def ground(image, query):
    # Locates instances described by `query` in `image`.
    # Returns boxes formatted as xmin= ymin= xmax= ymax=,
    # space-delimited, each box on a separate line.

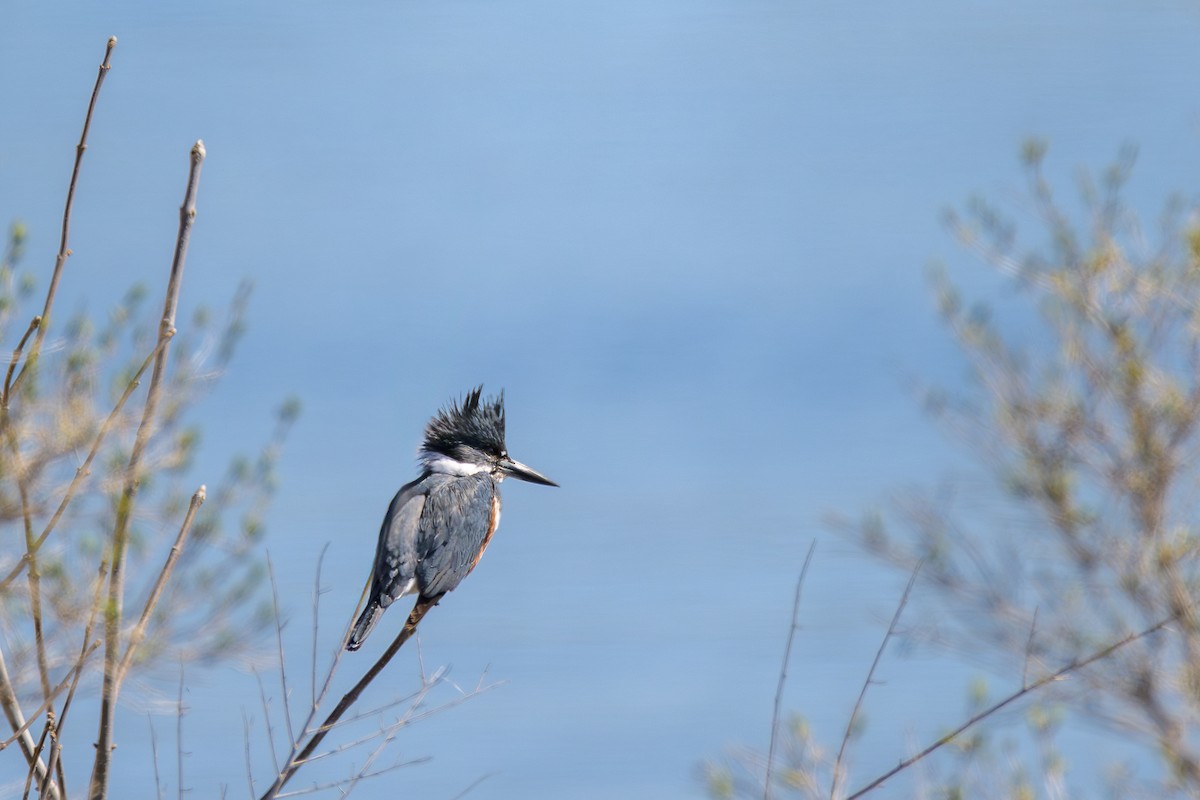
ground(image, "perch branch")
xmin=258 ymin=595 xmax=441 ymax=800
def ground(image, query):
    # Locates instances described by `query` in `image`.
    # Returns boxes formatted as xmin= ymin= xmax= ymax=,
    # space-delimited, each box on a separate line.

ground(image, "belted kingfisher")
xmin=347 ymin=386 xmax=557 ymax=651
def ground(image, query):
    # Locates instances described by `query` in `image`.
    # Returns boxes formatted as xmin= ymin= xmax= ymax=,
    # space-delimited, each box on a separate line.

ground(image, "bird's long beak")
xmin=499 ymin=457 xmax=558 ymax=487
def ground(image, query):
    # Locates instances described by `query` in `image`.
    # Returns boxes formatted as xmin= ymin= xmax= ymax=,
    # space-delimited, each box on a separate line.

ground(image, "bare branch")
xmin=1022 ymin=606 xmax=1040 ymax=690
xmin=45 ymin=560 xmax=109 ymax=796
xmin=177 ymin=664 xmax=186 ymax=800
xmin=255 ymin=671 xmax=281 ymax=777
xmin=832 ymin=564 xmax=920 ymax=799
xmin=845 ymin=616 xmax=1174 ymax=799
xmin=310 ymin=544 xmax=330 ymax=711
xmin=243 ymin=710 xmax=256 ymax=800
xmin=8 ymin=436 xmax=53 ymax=703
xmin=90 ymin=139 xmax=205 ymax=800
xmin=764 ymin=540 xmax=816 ymax=800
xmin=149 ymin=716 xmax=164 ymax=800
xmin=299 ymin=668 xmax=500 ymax=763
xmin=0 ymin=647 xmax=58 ymax=798
xmin=270 ymin=566 xmax=369 ymax=787
xmin=2 ymin=315 xmax=40 ymax=406
xmin=117 ymin=484 xmax=206 ymax=683
xmin=12 ymin=37 xmax=116 ymax=395
xmin=267 ymin=556 xmax=297 ymax=755
xmin=22 ymin=718 xmax=52 ymax=800
xmin=258 ymin=595 xmax=440 ymax=800
xmin=447 ymin=773 xmax=497 ymax=800
xmin=272 ymin=758 xmax=431 ymax=799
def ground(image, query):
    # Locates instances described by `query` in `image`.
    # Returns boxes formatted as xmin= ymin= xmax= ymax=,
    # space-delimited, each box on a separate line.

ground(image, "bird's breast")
xmin=470 ymin=493 xmax=501 ymax=572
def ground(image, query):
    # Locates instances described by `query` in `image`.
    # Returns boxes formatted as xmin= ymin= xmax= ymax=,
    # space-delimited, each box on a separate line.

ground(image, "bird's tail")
xmin=346 ymin=597 xmax=383 ymax=651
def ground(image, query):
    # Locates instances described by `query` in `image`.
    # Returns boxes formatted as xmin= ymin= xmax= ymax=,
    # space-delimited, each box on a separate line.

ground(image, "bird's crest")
xmin=422 ymin=385 xmax=506 ymax=457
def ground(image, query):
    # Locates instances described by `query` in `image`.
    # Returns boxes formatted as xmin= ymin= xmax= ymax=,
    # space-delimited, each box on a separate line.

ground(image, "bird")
xmin=346 ymin=386 xmax=557 ymax=651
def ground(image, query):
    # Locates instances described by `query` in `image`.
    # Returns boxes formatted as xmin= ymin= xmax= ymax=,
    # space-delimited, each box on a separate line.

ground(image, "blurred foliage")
xmin=708 ymin=143 xmax=1200 ymax=798
xmin=0 ymin=219 xmax=299 ymax=706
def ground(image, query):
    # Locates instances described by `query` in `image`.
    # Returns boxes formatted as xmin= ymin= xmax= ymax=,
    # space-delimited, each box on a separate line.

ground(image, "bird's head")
xmin=419 ymin=386 xmax=558 ymax=486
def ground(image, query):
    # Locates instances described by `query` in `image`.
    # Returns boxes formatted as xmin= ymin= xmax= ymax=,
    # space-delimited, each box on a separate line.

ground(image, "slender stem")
xmin=267 ymin=557 xmax=297 ymax=754
xmin=258 ymin=596 xmax=441 ymax=800
xmin=177 ymin=664 xmax=186 ymax=800
xmin=6 ymin=432 xmax=54 ymax=703
xmin=23 ymin=719 xmax=52 ymax=800
xmin=273 ymin=759 xmax=431 ymax=799
xmin=311 ymin=543 xmax=331 ymax=711
xmin=0 ymin=646 xmax=58 ymax=798
xmin=1022 ymin=606 xmax=1040 ymax=689
xmin=844 ymin=616 xmax=1175 ymax=799
xmin=256 ymin=671 xmax=282 ymax=776
xmin=277 ymin=571 xmax=370 ymax=785
xmin=116 ymin=485 xmax=206 ymax=684
xmin=12 ymin=37 xmax=116 ymax=396
xmin=89 ymin=139 xmax=205 ymax=800
xmin=46 ymin=561 xmax=109 ymax=796
xmin=149 ymin=716 xmax=164 ymax=800
xmin=243 ymin=710 xmax=256 ymax=799
xmin=2 ymin=316 xmax=40 ymax=406
xmin=831 ymin=565 xmax=920 ymax=799
xmin=764 ymin=540 xmax=816 ymax=800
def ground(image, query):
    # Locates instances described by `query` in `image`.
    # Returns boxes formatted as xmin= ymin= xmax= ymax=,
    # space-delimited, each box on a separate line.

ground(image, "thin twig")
xmin=12 ymin=37 xmax=116 ymax=396
xmin=0 ymin=646 xmax=58 ymax=798
xmin=46 ymin=561 xmax=109 ymax=795
xmin=57 ymin=561 xmax=109 ymax=733
xmin=255 ymin=671 xmax=281 ymax=776
xmin=274 ymin=567 xmax=369 ymax=782
xmin=243 ymin=710 xmax=256 ymax=800
xmin=44 ymin=712 xmax=65 ymax=799
xmin=336 ymin=705 xmax=414 ymax=799
xmin=1022 ymin=606 xmax=1040 ymax=689
xmin=844 ymin=616 xmax=1175 ymax=799
xmin=22 ymin=719 xmax=52 ymax=800
xmin=116 ymin=485 xmax=206 ymax=684
xmin=447 ymin=772 xmax=498 ymax=800
xmin=764 ymin=540 xmax=817 ymax=800
xmin=267 ymin=555 xmax=297 ymax=754
xmin=258 ymin=595 xmax=441 ymax=800
xmin=315 ymin=667 xmax=454 ymax=732
xmin=311 ymin=544 xmax=330 ymax=710
xmin=149 ymin=716 xmax=165 ymax=800
xmin=8 ymin=435 xmax=53 ymax=703
xmin=832 ymin=564 xmax=921 ymax=799
xmin=90 ymin=139 xmax=205 ymax=800
xmin=177 ymin=664 xmax=186 ymax=800
xmin=299 ymin=668 xmax=495 ymax=763
xmin=2 ymin=316 xmax=40 ymax=406
xmin=336 ymin=677 xmax=500 ymax=739
xmin=273 ymin=758 xmax=431 ymax=799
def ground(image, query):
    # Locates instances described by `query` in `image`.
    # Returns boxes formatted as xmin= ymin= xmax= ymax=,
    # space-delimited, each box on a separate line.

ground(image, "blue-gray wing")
xmin=415 ymin=474 xmax=496 ymax=598
xmin=371 ymin=476 xmax=429 ymax=610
